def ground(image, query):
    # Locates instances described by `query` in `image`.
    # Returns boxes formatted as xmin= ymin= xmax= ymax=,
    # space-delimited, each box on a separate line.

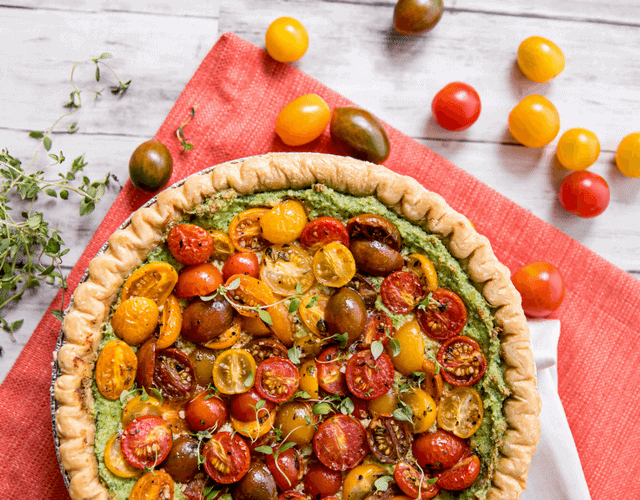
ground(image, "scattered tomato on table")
xmin=517 ymin=36 xmax=565 ymax=83
xmin=559 ymin=171 xmax=610 ymax=218
xmin=508 ymin=95 xmax=560 ymax=147
xmin=265 ymin=17 xmax=309 ymax=63
xmin=615 ymin=132 xmax=640 ymax=178
xmin=556 ymin=128 xmax=600 ymax=171
xmin=330 ymin=107 xmax=390 ymax=163
xmin=275 ymin=94 xmax=331 ymax=146
xmin=511 ymin=262 xmax=565 ymax=318
xmin=393 ymin=0 xmax=444 ymax=36
xmin=128 ymin=138 xmax=173 ymax=192
xmin=431 ymin=82 xmax=482 ymax=132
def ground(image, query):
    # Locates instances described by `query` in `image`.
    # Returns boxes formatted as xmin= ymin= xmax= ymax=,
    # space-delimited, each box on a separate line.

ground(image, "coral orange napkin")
xmin=1 ymin=33 xmax=638 ymax=500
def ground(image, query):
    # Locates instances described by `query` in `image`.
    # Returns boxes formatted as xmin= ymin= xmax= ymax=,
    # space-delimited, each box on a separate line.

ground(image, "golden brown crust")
xmin=54 ymin=152 xmax=540 ymax=500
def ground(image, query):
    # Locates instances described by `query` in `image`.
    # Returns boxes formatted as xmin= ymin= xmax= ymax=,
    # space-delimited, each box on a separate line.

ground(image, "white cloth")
xmin=521 ymin=319 xmax=592 ymax=500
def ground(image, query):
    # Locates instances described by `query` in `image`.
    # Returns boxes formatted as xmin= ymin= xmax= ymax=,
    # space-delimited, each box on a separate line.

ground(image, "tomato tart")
xmin=53 ymin=153 xmax=540 ymax=500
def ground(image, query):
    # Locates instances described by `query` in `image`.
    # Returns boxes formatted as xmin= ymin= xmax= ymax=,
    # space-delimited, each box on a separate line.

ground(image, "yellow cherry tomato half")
xmin=437 ymin=386 xmax=484 ymax=439
xmin=298 ymin=291 xmax=330 ymax=337
xmin=400 ymin=387 xmax=437 ymax=433
xmin=95 ymin=340 xmax=137 ymax=400
xmin=111 ymin=296 xmax=159 ymax=346
xmin=343 ymin=463 xmax=387 ymax=500
xmin=121 ymin=394 xmax=163 ymax=428
xmin=129 ymin=470 xmax=174 ymax=500
xmin=389 ymin=320 xmax=425 ymax=376
xmin=156 ymin=293 xmax=182 ymax=349
xmin=276 ymin=94 xmax=331 ymax=146
xmin=616 ymin=132 xmax=640 ymax=178
xmin=406 ymin=253 xmax=438 ymax=292
xmin=556 ymin=128 xmax=600 ymax=171
xmin=298 ymin=360 xmax=320 ymax=400
xmin=312 ymin=241 xmax=356 ymax=288
xmin=265 ymin=17 xmax=309 ymax=63
xmin=517 ymin=36 xmax=565 ymax=83
xmin=231 ymin=410 xmax=276 ymax=440
xmin=203 ymin=316 xmax=242 ymax=350
xmin=260 ymin=201 xmax=308 ymax=245
xmin=208 ymin=229 xmax=236 ymax=261
xmin=508 ymin=95 xmax=560 ymax=148
xmin=212 ymin=348 xmax=257 ymax=395
xmin=368 ymin=384 xmax=398 ymax=416
xmin=120 ymin=261 xmax=178 ymax=306
xmin=104 ymin=433 xmax=142 ymax=479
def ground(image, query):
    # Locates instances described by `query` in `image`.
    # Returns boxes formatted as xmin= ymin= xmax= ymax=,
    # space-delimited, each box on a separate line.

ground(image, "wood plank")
xmin=0 ymin=0 xmax=219 ymax=17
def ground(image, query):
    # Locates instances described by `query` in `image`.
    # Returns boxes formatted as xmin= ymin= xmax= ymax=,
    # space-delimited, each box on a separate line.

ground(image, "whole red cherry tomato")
xmin=266 ymin=446 xmax=304 ymax=491
xmin=184 ymin=390 xmax=228 ymax=432
xmin=167 ymin=224 xmax=214 ymax=265
xmin=558 ymin=171 xmax=610 ymax=218
xmin=300 ymin=217 xmax=350 ymax=254
xmin=431 ymin=82 xmax=481 ymax=132
xmin=229 ymin=387 xmax=276 ymax=422
xmin=175 ymin=263 xmax=223 ymax=298
xmin=303 ymin=461 xmax=343 ymax=499
xmin=436 ymin=455 xmax=481 ymax=491
xmin=222 ymin=252 xmax=260 ymax=282
xmin=511 ymin=262 xmax=565 ymax=318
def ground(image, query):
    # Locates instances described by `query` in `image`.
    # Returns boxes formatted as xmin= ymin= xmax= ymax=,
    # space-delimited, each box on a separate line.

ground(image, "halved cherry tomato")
xmin=304 ymin=461 xmax=343 ymax=499
xmin=345 ymin=350 xmax=394 ymax=400
xmin=558 ymin=170 xmax=610 ymax=218
xmin=183 ymin=474 xmax=212 ymax=500
xmin=366 ymin=415 xmax=411 ymax=463
xmin=241 ymin=314 xmax=272 ymax=337
xmin=203 ymin=316 xmax=242 ymax=349
xmin=380 ymin=271 xmax=424 ymax=313
xmin=222 ymin=252 xmax=260 ymax=281
xmin=208 ymin=229 xmax=235 ymax=261
xmin=436 ymin=337 xmax=487 ymax=387
xmin=230 ymin=387 xmax=277 ymax=422
xmin=508 ymin=95 xmax=560 ymax=148
xmin=121 ymin=262 xmax=178 ymax=306
xmin=436 ymin=455 xmax=481 ymax=491
xmin=121 ymin=394 xmax=162 ymax=428
xmin=243 ymin=337 xmax=288 ymax=364
xmin=167 ymin=223 xmax=214 ymax=265
xmin=231 ymin=408 xmax=277 ymax=440
xmin=202 ymin=431 xmax=251 ymax=484
xmin=343 ymin=463 xmax=387 ymax=500
xmin=406 ymin=254 xmax=438 ymax=292
xmin=228 ymin=208 xmax=270 ymax=252
xmin=121 ymin=416 xmax=173 ymax=469
xmin=279 ymin=492 xmax=309 ymax=500
xmin=437 ymin=386 xmax=484 ymax=438
xmin=300 ymin=217 xmax=350 ymax=254
xmin=212 ymin=348 xmax=257 ymax=395
xmin=156 ymin=293 xmax=182 ymax=349
xmin=95 ymin=340 xmax=137 ymax=400
xmin=261 ymin=244 xmax=315 ymax=296
xmin=512 ymin=261 xmax=565 ymax=318
xmin=313 ymin=415 xmax=368 ymax=471
xmin=135 ymin=338 xmax=156 ymax=390
xmin=412 ymin=429 xmax=469 ymax=469
xmin=224 ymin=275 xmax=275 ymax=317
xmin=517 ymin=36 xmax=565 ymax=83
xmin=130 ymin=470 xmax=174 ymax=500
xmin=104 ymin=433 xmax=141 ymax=478
xmin=360 ymin=310 xmax=394 ymax=349
xmin=394 ymin=461 xmax=439 ymax=499
xmin=616 ymin=132 xmax=640 ymax=178
xmin=347 ymin=214 xmax=402 ymax=251
xmin=399 ymin=388 xmax=437 ymax=433
xmin=256 ymin=357 xmax=300 ymax=403
xmin=299 ymin=292 xmax=330 ymax=337
xmin=312 ymin=242 xmax=356 ymax=288
xmin=185 ymin=390 xmax=228 ymax=432
xmin=420 ymin=359 xmax=443 ymax=403
xmin=175 ymin=262 xmax=223 ymax=298
xmin=154 ymin=348 xmax=196 ymax=400
xmin=266 ymin=446 xmax=304 ymax=490
xmin=268 ymin=300 xmax=296 ymax=347
xmin=431 ymin=82 xmax=481 ymax=132
xmin=265 ymin=16 xmax=309 ymax=63
xmin=261 ymin=200 xmax=308 ymax=244
xmin=299 ymin=361 xmax=320 ymax=400
xmin=276 ymin=94 xmax=331 ymax=146
xmin=417 ymin=289 xmax=467 ymax=341
xmin=345 ymin=273 xmax=378 ymax=308
xmin=316 ymin=346 xmax=348 ymax=396
xmin=111 ymin=297 xmax=159 ymax=346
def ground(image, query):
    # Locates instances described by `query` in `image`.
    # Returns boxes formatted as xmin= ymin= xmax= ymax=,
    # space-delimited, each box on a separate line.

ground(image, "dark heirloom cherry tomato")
xmin=175 ymin=263 xmax=223 ymax=298
xmin=243 ymin=337 xmax=289 ymax=364
xmin=347 ymin=214 xmax=402 ymax=251
xmin=366 ymin=415 xmax=412 ymax=463
xmin=153 ymin=348 xmax=195 ymax=400
xmin=121 ymin=416 xmax=173 ymax=469
xmin=394 ymin=462 xmax=439 ymax=499
xmin=128 ymin=139 xmax=173 ymax=193
xmin=135 ymin=337 xmax=156 ymax=390
xmin=256 ymin=357 xmax=300 ymax=403
xmin=350 ymin=240 xmax=404 ymax=277
xmin=266 ymin=446 xmax=304 ymax=490
xmin=184 ymin=390 xmax=228 ymax=432
xmin=559 ymin=170 xmax=610 ymax=218
xmin=417 ymin=289 xmax=467 ymax=341
xmin=436 ymin=455 xmax=481 ymax=491
xmin=182 ymin=474 xmax=213 ymax=500
xmin=304 ymin=461 xmax=343 ymax=499
xmin=380 ymin=271 xmax=424 ymax=313
xmin=436 ymin=336 xmax=487 ymax=386
xmin=412 ymin=429 xmax=469 ymax=469
xmin=324 ymin=288 xmax=367 ymax=347
xmin=161 ymin=435 xmax=200 ymax=483
xmin=330 ymin=107 xmax=390 ymax=164
xmin=313 ymin=415 xmax=368 ymax=471
xmin=431 ymin=82 xmax=481 ymax=132
xmin=316 ymin=346 xmax=348 ymax=395
xmin=300 ymin=217 xmax=350 ymax=254
xmin=203 ymin=431 xmax=250 ymax=484
xmin=167 ymin=224 xmax=214 ymax=265
xmin=181 ymin=296 xmax=235 ymax=344
xmin=345 ymin=273 xmax=378 ymax=308
xmin=222 ymin=252 xmax=260 ymax=281
xmin=234 ymin=461 xmax=278 ymax=500
xmin=230 ymin=387 xmax=277 ymax=422
xmin=394 ymin=0 xmax=443 ymax=36
xmin=360 ymin=310 xmax=394 ymax=349
xmin=228 ymin=208 xmax=270 ymax=252
xmin=350 ymin=396 xmax=371 ymax=419
xmin=345 ymin=350 xmax=394 ymax=400
xmin=512 ymin=262 xmax=565 ymax=318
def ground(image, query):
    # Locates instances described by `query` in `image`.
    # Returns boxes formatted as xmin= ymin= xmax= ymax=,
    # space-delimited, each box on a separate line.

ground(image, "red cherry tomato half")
xmin=255 ymin=357 xmax=300 ymax=403
xmin=394 ymin=461 xmax=440 ymax=499
xmin=175 ymin=263 xmax=223 ymax=298
xmin=511 ymin=262 xmax=565 ymax=318
xmin=313 ymin=415 xmax=368 ymax=471
xmin=121 ymin=416 xmax=173 ymax=469
xmin=412 ymin=429 xmax=470 ymax=469
xmin=360 ymin=310 xmax=394 ymax=350
xmin=184 ymin=390 xmax=228 ymax=432
xmin=167 ymin=224 xmax=214 ymax=265
xmin=304 ymin=461 xmax=343 ymax=499
xmin=380 ymin=271 xmax=425 ymax=313
xmin=431 ymin=82 xmax=481 ymax=132
xmin=300 ymin=217 xmax=350 ymax=254
xmin=416 ymin=289 xmax=467 ymax=342
xmin=266 ymin=446 xmax=305 ymax=491
xmin=345 ymin=350 xmax=394 ymax=400
xmin=222 ymin=252 xmax=260 ymax=282
xmin=202 ymin=431 xmax=251 ymax=484
xmin=436 ymin=455 xmax=481 ymax=491
xmin=316 ymin=346 xmax=348 ymax=396
xmin=558 ymin=171 xmax=610 ymax=218
xmin=230 ymin=386 xmax=277 ymax=422
xmin=436 ymin=337 xmax=487 ymax=387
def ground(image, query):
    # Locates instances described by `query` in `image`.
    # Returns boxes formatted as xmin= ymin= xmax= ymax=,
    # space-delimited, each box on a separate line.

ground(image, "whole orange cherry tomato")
xmin=265 ymin=17 xmax=309 ymax=63
xmin=556 ymin=128 xmax=600 ymax=171
xmin=508 ymin=95 xmax=560 ymax=148
xmin=517 ymin=36 xmax=565 ymax=83
xmin=616 ymin=132 xmax=640 ymax=178
xmin=276 ymin=94 xmax=331 ymax=146
xmin=512 ymin=262 xmax=565 ymax=318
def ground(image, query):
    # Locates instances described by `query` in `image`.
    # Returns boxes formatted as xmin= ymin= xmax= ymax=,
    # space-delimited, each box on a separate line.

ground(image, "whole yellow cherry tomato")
xmin=111 ymin=296 xmax=159 ymax=346
xmin=508 ymin=95 xmax=560 ymax=148
xmin=265 ymin=17 xmax=309 ymax=63
xmin=260 ymin=200 xmax=308 ymax=244
xmin=556 ymin=128 xmax=600 ymax=171
xmin=616 ymin=132 xmax=640 ymax=178
xmin=276 ymin=94 xmax=331 ymax=146
xmin=389 ymin=320 xmax=425 ymax=375
xmin=400 ymin=387 xmax=437 ymax=433
xmin=368 ymin=384 xmax=398 ymax=416
xmin=517 ymin=36 xmax=565 ymax=83
xmin=298 ymin=360 xmax=319 ymax=399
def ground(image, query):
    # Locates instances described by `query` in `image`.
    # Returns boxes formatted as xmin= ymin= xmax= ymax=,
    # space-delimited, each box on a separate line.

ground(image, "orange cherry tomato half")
xmin=517 ymin=36 xmax=565 ymax=83
xmin=175 ymin=262 xmax=223 ymax=298
xmin=121 ymin=416 xmax=173 ymax=469
xmin=436 ymin=336 xmax=487 ymax=387
xmin=394 ymin=461 xmax=440 ymax=499
xmin=208 ymin=229 xmax=236 ymax=261
xmin=316 ymin=345 xmax=348 ymax=396
xmin=129 ymin=470 xmax=175 ymax=500
xmin=121 ymin=261 xmax=178 ymax=306
xmin=431 ymin=82 xmax=481 ymax=132
xmin=511 ymin=261 xmax=565 ymax=318
xmin=276 ymin=94 xmax=331 ymax=146
xmin=202 ymin=431 xmax=251 ymax=484
xmin=436 ymin=455 xmax=481 ymax=491
xmin=345 ymin=350 xmax=394 ymax=400
xmin=255 ymin=357 xmax=300 ymax=403
xmin=558 ymin=171 xmax=610 ymax=218
xmin=616 ymin=132 xmax=640 ymax=178
xmin=167 ymin=223 xmax=214 ymax=265
xmin=508 ymin=95 xmax=560 ymax=148
xmin=313 ymin=415 xmax=368 ymax=471
xmin=312 ymin=241 xmax=356 ymax=288
xmin=228 ymin=208 xmax=270 ymax=252
xmin=224 ymin=274 xmax=275 ymax=317
xmin=416 ymin=289 xmax=467 ymax=341
xmin=156 ymin=293 xmax=182 ymax=349
xmin=436 ymin=386 xmax=484 ymax=439
xmin=265 ymin=17 xmax=309 ymax=63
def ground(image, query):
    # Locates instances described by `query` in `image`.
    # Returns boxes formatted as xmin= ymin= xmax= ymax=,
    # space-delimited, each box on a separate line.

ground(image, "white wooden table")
xmin=1 ymin=0 xmax=639 ymax=383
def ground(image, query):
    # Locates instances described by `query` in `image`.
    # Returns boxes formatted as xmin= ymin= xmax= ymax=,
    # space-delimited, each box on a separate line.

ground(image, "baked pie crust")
xmin=53 ymin=152 xmax=541 ymax=500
